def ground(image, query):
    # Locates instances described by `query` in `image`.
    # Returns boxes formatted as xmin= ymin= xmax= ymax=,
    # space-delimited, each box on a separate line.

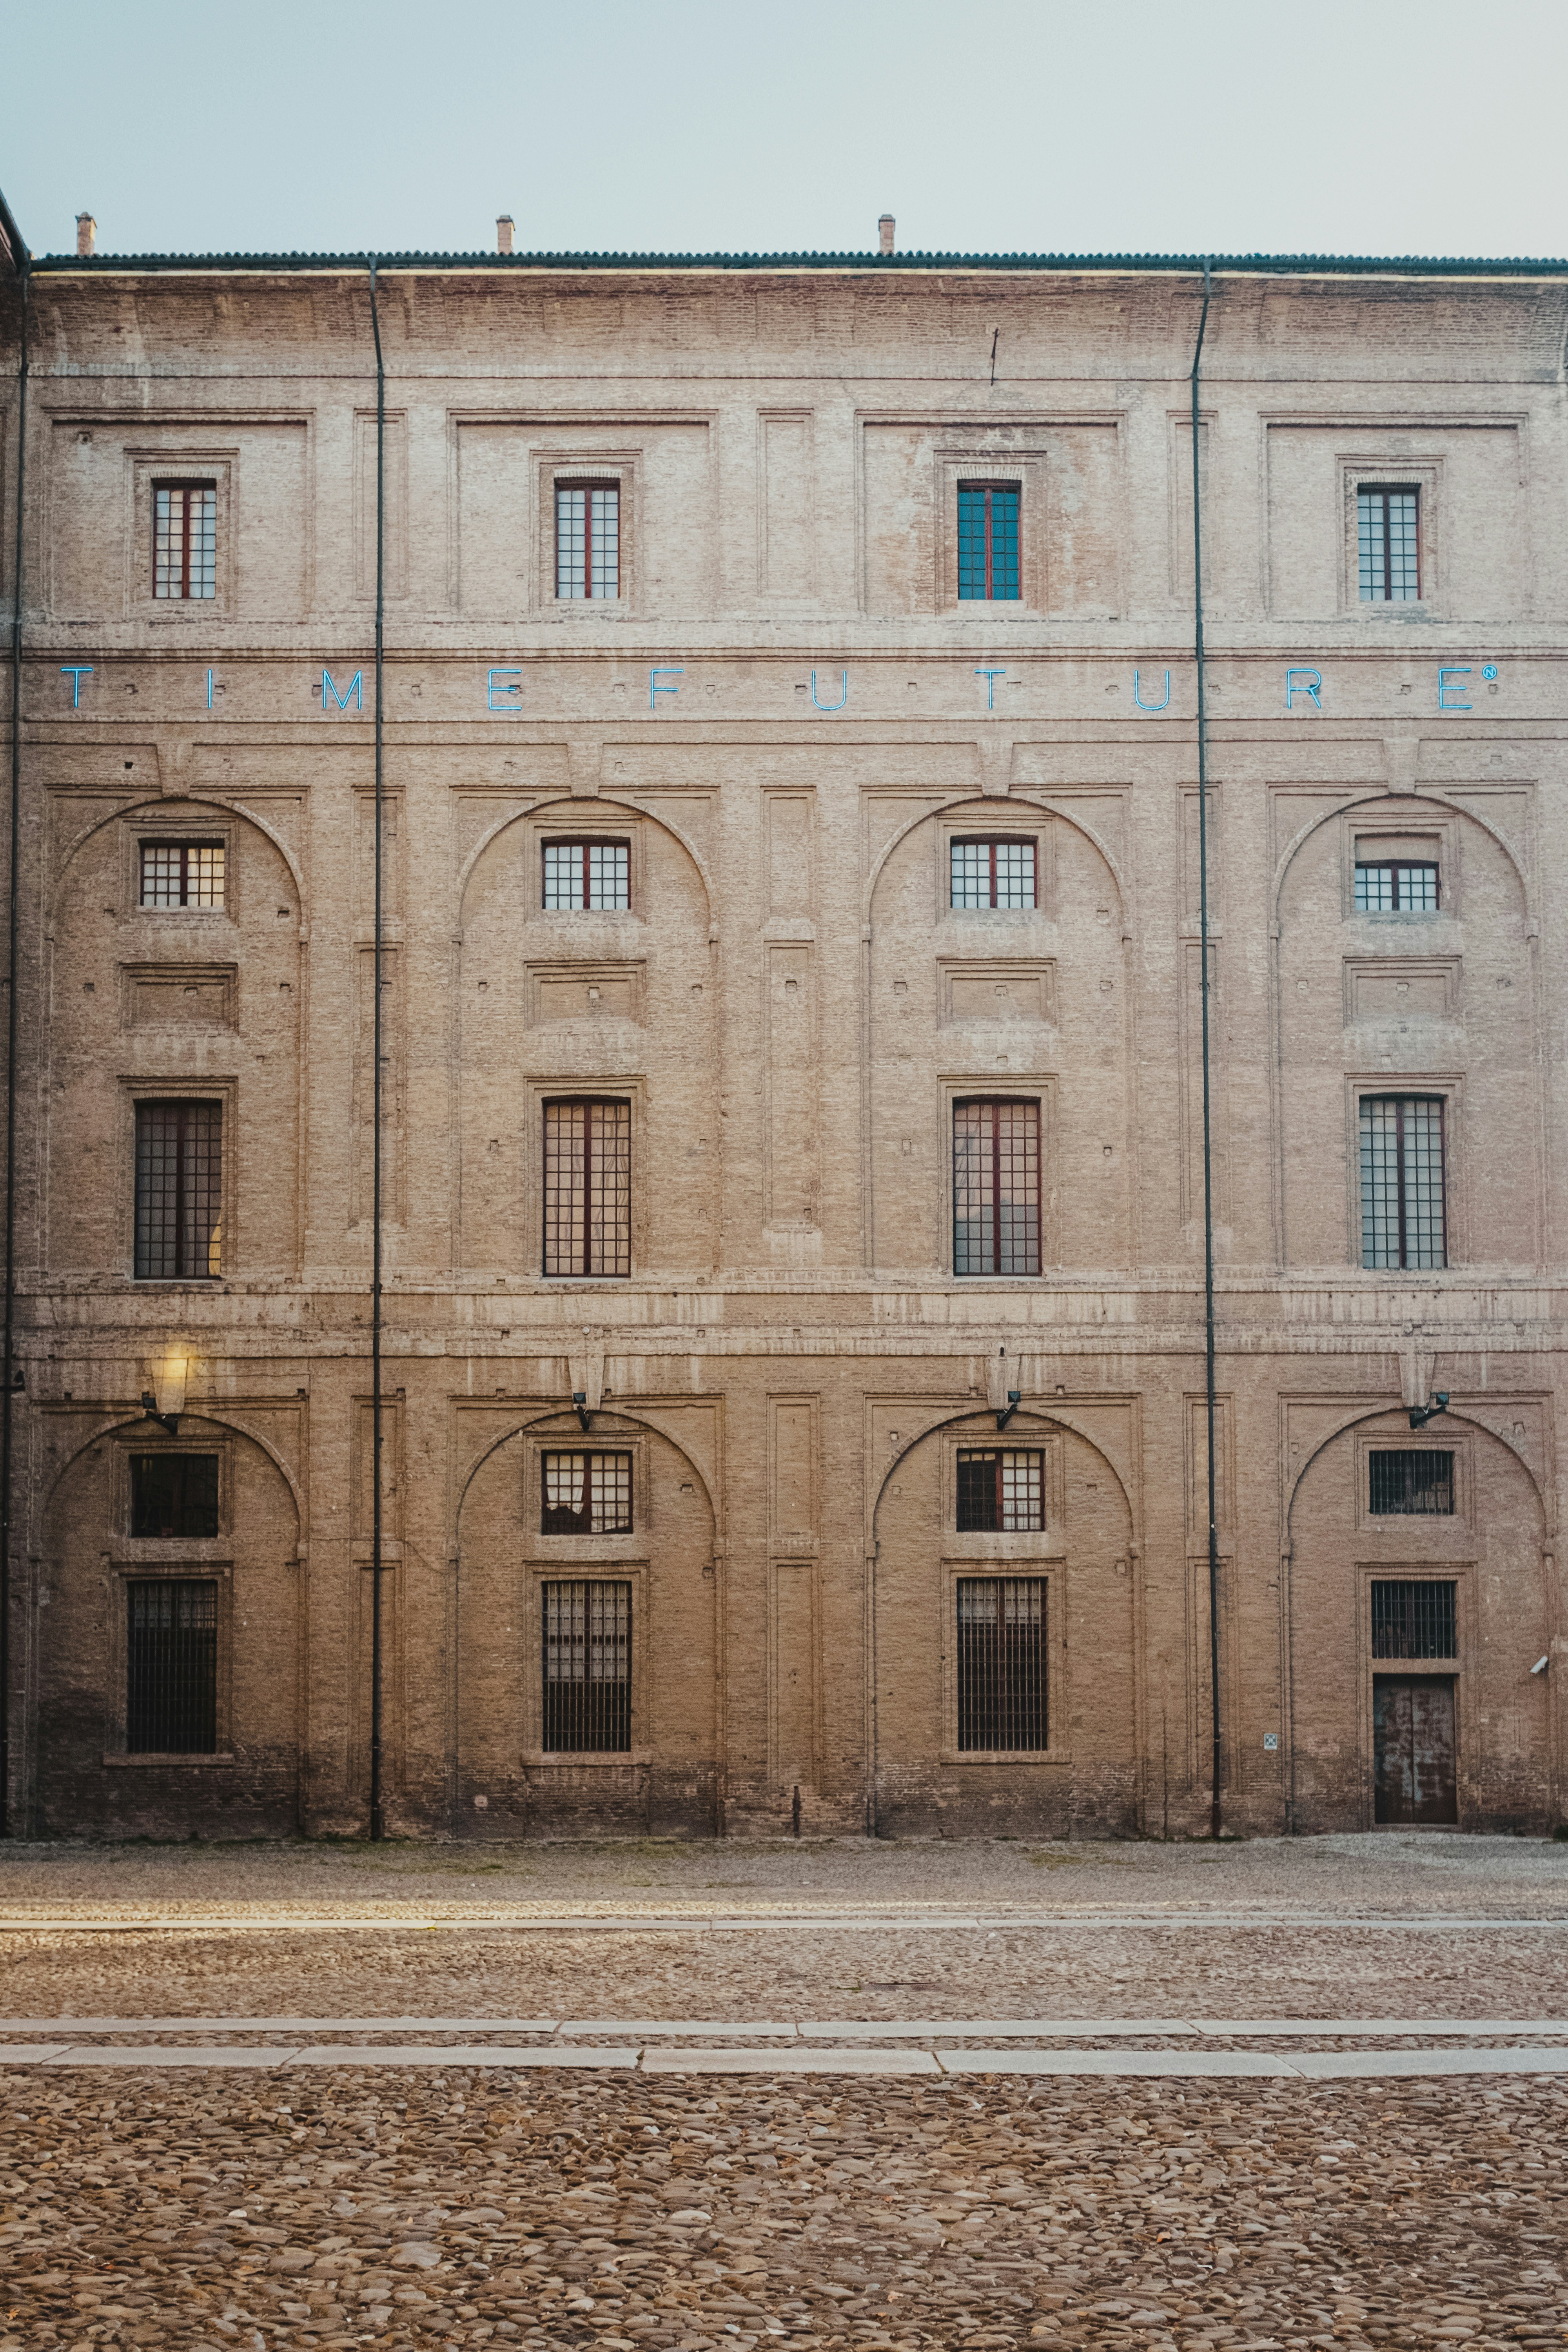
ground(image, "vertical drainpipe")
xmin=2 ymin=251 xmax=29 ymax=1839
xmin=367 ymin=258 xmax=387 ymax=1842
xmin=1190 ymin=259 xmax=1222 ymax=1840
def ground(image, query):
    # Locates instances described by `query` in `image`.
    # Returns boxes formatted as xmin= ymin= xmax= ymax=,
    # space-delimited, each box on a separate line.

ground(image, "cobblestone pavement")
xmin=2 ymin=1837 xmax=1567 ymax=2349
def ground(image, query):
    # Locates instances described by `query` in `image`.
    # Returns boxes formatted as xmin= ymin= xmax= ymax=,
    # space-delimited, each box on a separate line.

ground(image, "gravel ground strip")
xmin=3 ymin=2063 xmax=1567 ymax=2350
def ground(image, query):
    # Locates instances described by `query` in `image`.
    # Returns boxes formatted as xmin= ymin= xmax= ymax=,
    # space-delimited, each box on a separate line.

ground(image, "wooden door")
xmin=1373 ymin=1675 xmax=1457 ymax=1824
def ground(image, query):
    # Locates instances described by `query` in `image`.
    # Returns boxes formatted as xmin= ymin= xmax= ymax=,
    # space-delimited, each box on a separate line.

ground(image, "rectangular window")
xmin=1354 ymin=861 xmax=1439 ymax=913
xmin=957 ymin=482 xmax=1021 ymax=601
xmin=543 ymin=1098 xmax=631 ymax=1279
xmin=131 ymin=1454 xmax=220 ymax=1539
xmin=555 ymin=482 xmax=620 ymax=600
xmin=1372 ymin=1579 xmax=1457 ymax=1659
xmin=1357 ymin=486 xmax=1420 ymax=603
xmin=127 ymin=1579 xmax=218 ymax=1753
xmin=954 ymin=1098 xmax=1041 ymax=1278
xmin=140 ymin=841 xmax=225 ymax=909
xmin=541 ymin=1450 xmax=634 ymax=1536
xmin=134 ymin=1101 xmax=223 ymax=1281
xmin=542 ymin=839 xmax=630 ymax=911
xmin=153 ymin=481 xmax=218 ymax=601
xmin=956 ymin=1449 xmax=1045 ymax=1533
xmin=1359 ymin=1095 xmax=1446 ymax=1270
xmin=956 ymin=1576 xmax=1047 ymax=1751
xmin=950 ymin=837 xmax=1037 ymax=910
xmin=543 ymin=1579 xmax=632 ymax=1752
xmin=1369 ymin=1449 xmax=1455 ymax=1517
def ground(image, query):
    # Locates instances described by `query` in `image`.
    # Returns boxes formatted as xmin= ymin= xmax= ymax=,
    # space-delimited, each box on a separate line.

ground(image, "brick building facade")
xmin=2 ymin=210 xmax=1564 ymax=1840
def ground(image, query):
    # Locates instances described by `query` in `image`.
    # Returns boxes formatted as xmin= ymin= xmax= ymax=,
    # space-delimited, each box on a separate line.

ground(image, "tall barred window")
xmin=1360 ymin=1096 xmax=1446 ymax=1270
xmin=127 ymin=1579 xmax=218 ymax=1753
xmin=134 ymin=1101 xmax=223 ymax=1281
xmin=153 ymin=481 xmax=217 ymax=601
xmin=541 ymin=1451 xmax=634 ymax=1536
xmin=542 ymin=839 xmax=630 ymax=911
xmin=957 ymin=482 xmax=1021 ymax=600
xmin=543 ymin=1579 xmax=632 ymax=1752
xmin=950 ymin=837 xmax=1037 ymax=909
xmin=556 ymin=482 xmax=620 ymax=599
xmin=140 ymin=840 xmax=224 ymax=909
xmin=953 ymin=1098 xmax=1041 ymax=1277
xmin=1357 ymin=486 xmax=1420 ymax=602
xmin=543 ymin=1099 xmax=631 ymax=1278
xmin=957 ymin=1577 xmax=1047 ymax=1751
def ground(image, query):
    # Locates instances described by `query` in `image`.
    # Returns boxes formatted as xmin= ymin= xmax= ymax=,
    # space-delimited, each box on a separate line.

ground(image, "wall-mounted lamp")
xmin=996 ymin=1388 xmax=1022 ymax=1432
xmin=573 ymin=1391 xmax=592 ymax=1433
xmin=1408 ymin=1390 xmax=1450 ymax=1430
xmin=140 ymin=1356 xmax=188 ymax=1438
xmin=1532 ymin=1655 xmax=1550 ymax=1676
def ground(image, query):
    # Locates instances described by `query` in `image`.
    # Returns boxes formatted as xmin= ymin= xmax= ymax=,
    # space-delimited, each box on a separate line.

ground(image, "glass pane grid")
xmin=131 ymin=1454 xmax=219 ymax=1538
xmin=543 ymin=1099 xmax=632 ymax=1278
xmin=1371 ymin=1578 xmax=1457 ymax=1659
xmin=134 ymin=1100 xmax=223 ymax=1281
xmin=1355 ymin=861 xmax=1438 ymax=913
xmin=1370 ymin=1449 xmax=1455 ymax=1516
xmin=543 ymin=840 xmax=629 ymax=911
xmin=954 ymin=1098 xmax=1042 ymax=1277
xmin=956 ymin=483 xmax=1021 ymax=601
xmin=1360 ymin=1095 xmax=1446 ymax=1270
xmin=949 ymin=838 xmax=1036 ymax=910
xmin=153 ymin=486 xmax=217 ymax=601
xmin=957 ymin=1575 xmax=1047 ymax=1750
xmin=543 ymin=1579 xmax=632 ymax=1751
xmin=1358 ymin=487 xmax=1420 ymax=602
xmin=956 ymin=1449 xmax=1044 ymax=1532
xmin=127 ymin=1579 xmax=218 ymax=1753
xmin=541 ymin=1449 xmax=633 ymax=1535
xmin=556 ymin=485 xmax=619 ymax=600
xmin=140 ymin=841 xmax=224 ymax=909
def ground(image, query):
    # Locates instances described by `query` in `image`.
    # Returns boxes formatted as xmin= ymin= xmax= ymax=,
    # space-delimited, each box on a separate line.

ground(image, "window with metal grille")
xmin=127 ymin=1579 xmax=218 ymax=1753
xmin=134 ymin=1101 xmax=223 ymax=1281
xmin=541 ymin=1450 xmax=634 ymax=1535
xmin=543 ymin=1579 xmax=632 ymax=1751
xmin=956 ymin=1450 xmax=1045 ymax=1533
xmin=543 ymin=1098 xmax=631 ymax=1278
xmin=555 ymin=482 xmax=620 ymax=600
xmin=1357 ymin=486 xmax=1420 ymax=602
xmin=957 ymin=483 xmax=1021 ymax=601
xmin=131 ymin=1454 xmax=220 ymax=1539
xmin=140 ymin=840 xmax=225 ymax=909
xmin=1355 ymin=861 xmax=1439 ymax=913
xmin=953 ymin=1098 xmax=1041 ymax=1278
xmin=957 ymin=1577 xmax=1047 ymax=1751
xmin=1369 ymin=1449 xmax=1455 ymax=1517
xmin=1371 ymin=1579 xmax=1457 ymax=1659
xmin=153 ymin=481 xmax=217 ymax=601
xmin=950 ymin=837 xmax=1038 ymax=909
xmin=1359 ymin=1096 xmax=1446 ymax=1270
xmin=542 ymin=839 xmax=630 ymax=911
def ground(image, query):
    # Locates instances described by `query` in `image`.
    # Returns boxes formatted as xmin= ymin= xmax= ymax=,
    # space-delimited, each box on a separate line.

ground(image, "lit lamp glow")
xmin=141 ymin=1354 xmax=189 ymax=1437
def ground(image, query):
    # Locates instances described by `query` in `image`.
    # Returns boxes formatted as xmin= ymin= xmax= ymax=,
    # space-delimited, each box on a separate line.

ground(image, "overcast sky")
xmin=2 ymin=0 xmax=1563 ymax=263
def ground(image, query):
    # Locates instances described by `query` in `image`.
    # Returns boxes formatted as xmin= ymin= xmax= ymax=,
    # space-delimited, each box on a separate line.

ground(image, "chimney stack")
xmin=878 ymin=213 xmax=895 ymax=256
xmin=76 ymin=212 xmax=96 ymax=258
xmin=496 ymin=214 xmax=515 ymax=256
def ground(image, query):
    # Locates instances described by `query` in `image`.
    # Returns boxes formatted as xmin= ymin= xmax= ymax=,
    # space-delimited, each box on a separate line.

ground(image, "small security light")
xmin=573 ymin=1390 xmax=592 ymax=1433
xmin=996 ymin=1388 xmax=1022 ymax=1432
xmin=1408 ymin=1390 xmax=1450 ymax=1430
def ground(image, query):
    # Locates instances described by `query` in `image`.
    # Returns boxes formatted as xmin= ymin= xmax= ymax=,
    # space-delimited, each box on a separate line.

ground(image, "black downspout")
xmin=1190 ymin=259 xmax=1221 ymax=1841
xmin=2 ymin=256 xmax=29 ymax=1840
xmin=367 ymin=258 xmax=386 ymax=1843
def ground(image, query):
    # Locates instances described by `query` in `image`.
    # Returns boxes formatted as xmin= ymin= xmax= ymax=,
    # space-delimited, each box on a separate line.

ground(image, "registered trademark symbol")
xmin=1481 ymin=664 xmax=1499 ymax=681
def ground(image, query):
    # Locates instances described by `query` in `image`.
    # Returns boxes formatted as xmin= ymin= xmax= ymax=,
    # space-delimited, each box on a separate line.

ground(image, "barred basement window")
xmin=1370 ymin=1448 xmax=1455 ymax=1517
xmin=542 ymin=838 xmax=630 ymax=911
xmin=957 ymin=482 xmax=1021 ymax=601
xmin=1355 ymin=860 xmax=1439 ymax=913
xmin=956 ymin=1449 xmax=1044 ymax=1533
xmin=543 ymin=1098 xmax=631 ymax=1278
xmin=1360 ymin=1096 xmax=1446 ymax=1270
xmin=957 ymin=1577 xmax=1047 ymax=1751
xmin=555 ymin=481 xmax=620 ymax=600
xmin=153 ymin=481 xmax=217 ymax=601
xmin=1357 ymin=486 xmax=1421 ymax=602
xmin=140 ymin=840 xmax=225 ymax=909
xmin=1372 ymin=1579 xmax=1457 ymax=1659
xmin=541 ymin=1450 xmax=634 ymax=1535
xmin=131 ymin=1454 xmax=220 ymax=1539
xmin=127 ymin=1579 xmax=218 ymax=1753
xmin=543 ymin=1579 xmax=632 ymax=1752
xmin=953 ymin=1098 xmax=1041 ymax=1277
xmin=134 ymin=1101 xmax=223 ymax=1281
xmin=950 ymin=837 xmax=1037 ymax=909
